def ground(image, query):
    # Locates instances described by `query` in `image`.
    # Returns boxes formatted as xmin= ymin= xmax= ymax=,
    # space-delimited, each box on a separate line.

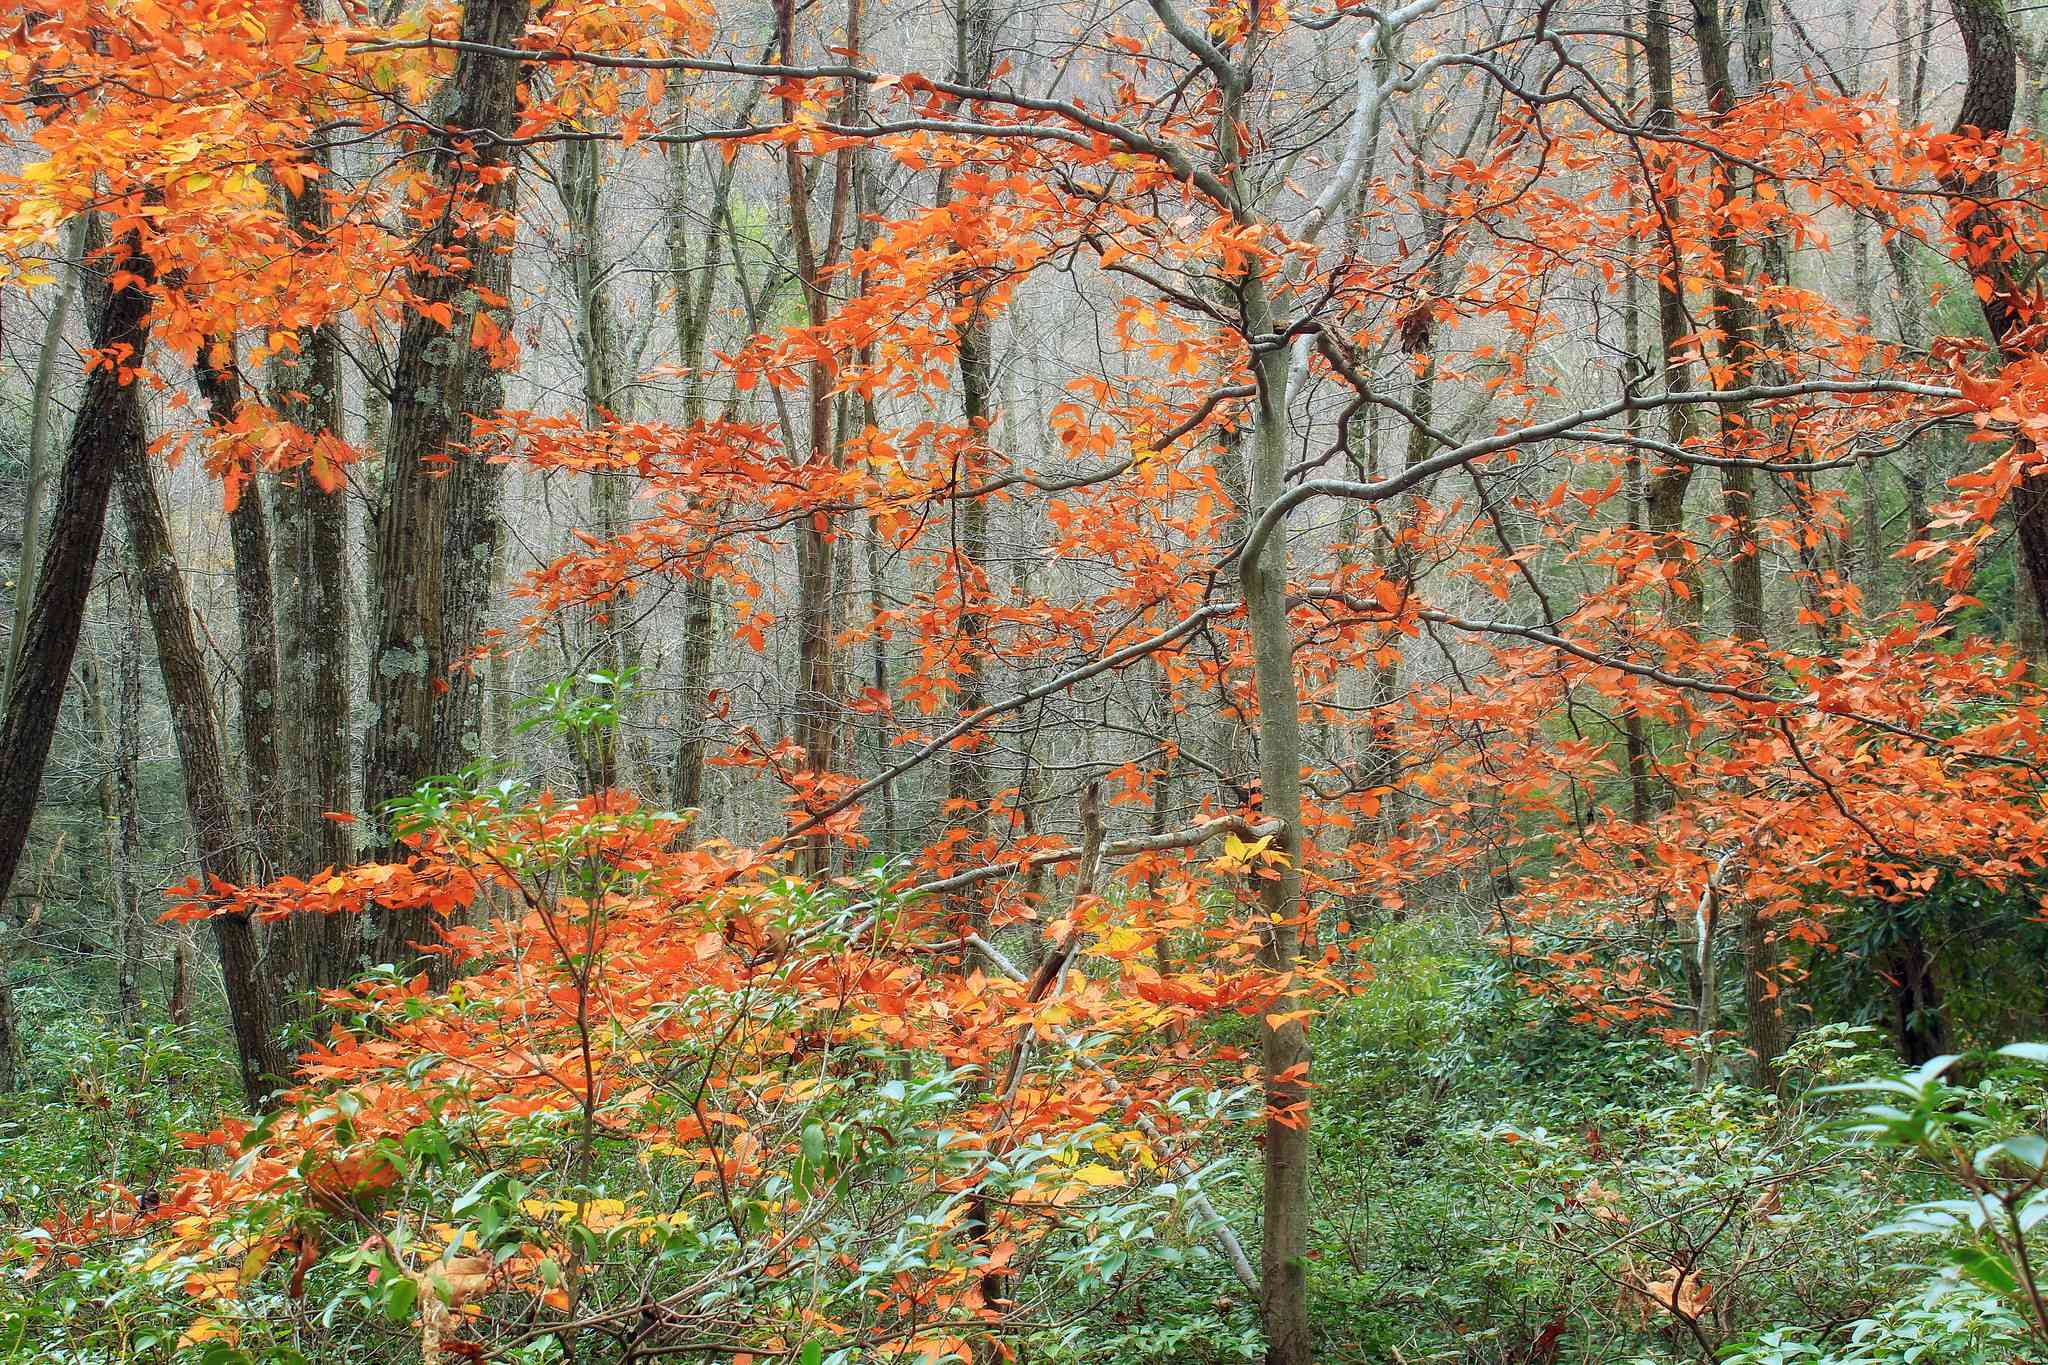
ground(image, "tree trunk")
xmin=113 ymin=385 xmax=288 ymax=1109
xmin=272 ymin=90 xmax=361 ymax=992
xmin=169 ymin=935 xmax=191 ymax=1028
xmin=194 ymin=346 xmax=286 ymax=884
xmin=665 ymin=111 xmax=745 ymax=825
xmin=1642 ymin=0 xmax=1704 ymax=618
xmin=776 ymin=0 xmax=865 ymax=874
xmin=365 ymin=0 xmax=531 ymax=973
xmin=0 ymin=939 xmax=17 ymax=1092
xmin=85 ymin=570 xmax=145 ymax=1030
xmin=1742 ymin=908 xmax=1786 ymax=1093
xmin=1890 ymin=924 xmax=1951 ymax=1065
xmin=0 ymin=223 xmax=153 ymax=917
xmin=941 ymin=0 xmax=999 ymax=904
xmin=6 ymin=216 xmax=86 ymax=701
xmin=1241 ymin=283 xmax=1313 ymax=1365
xmin=1941 ymin=0 xmax=2048 ymax=640
xmin=558 ymin=133 xmax=641 ymax=793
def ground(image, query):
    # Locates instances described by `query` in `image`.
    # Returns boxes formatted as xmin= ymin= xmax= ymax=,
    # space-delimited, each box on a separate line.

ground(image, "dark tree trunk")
xmin=1940 ymin=0 xmax=2048 ymax=641
xmin=1641 ymin=0 xmax=1704 ymax=619
xmin=273 ymin=471 xmax=358 ymax=989
xmin=169 ymin=936 xmax=191 ymax=1028
xmin=275 ymin=0 xmax=357 ymax=990
xmin=942 ymin=0 xmax=998 ymax=902
xmin=0 ymin=225 xmax=153 ymax=916
xmin=364 ymin=0 xmax=530 ymax=974
xmin=0 ymin=944 xmax=17 ymax=1092
xmin=113 ymin=385 xmax=289 ymax=1109
xmin=267 ymin=189 xmax=358 ymax=992
xmin=1890 ymin=925 xmax=1952 ymax=1065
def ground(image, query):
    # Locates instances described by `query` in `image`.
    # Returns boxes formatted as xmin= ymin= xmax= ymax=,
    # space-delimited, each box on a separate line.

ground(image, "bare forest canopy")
xmin=4 ymin=0 xmax=2048 ymax=1361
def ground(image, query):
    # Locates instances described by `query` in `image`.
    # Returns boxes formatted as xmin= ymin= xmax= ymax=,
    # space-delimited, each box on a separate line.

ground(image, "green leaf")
xmin=1943 ymin=1245 xmax=2019 ymax=1296
xmin=1978 ymin=1134 xmax=2048 ymax=1173
xmin=383 ymin=1275 xmax=420 ymax=1323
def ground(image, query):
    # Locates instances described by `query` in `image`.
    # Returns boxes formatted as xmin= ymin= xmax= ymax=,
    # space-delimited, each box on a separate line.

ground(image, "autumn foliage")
xmin=9 ymin=0 xmax=2048 ymax=1357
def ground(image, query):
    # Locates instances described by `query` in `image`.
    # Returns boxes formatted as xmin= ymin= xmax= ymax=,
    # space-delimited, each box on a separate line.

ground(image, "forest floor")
xmin=0 ymin=911 xmax=2037 ymax=1364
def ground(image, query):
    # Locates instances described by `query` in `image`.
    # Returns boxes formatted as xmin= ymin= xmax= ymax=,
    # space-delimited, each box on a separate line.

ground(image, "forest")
xmin=4 ymin=0 xmax=2048 ymax=1359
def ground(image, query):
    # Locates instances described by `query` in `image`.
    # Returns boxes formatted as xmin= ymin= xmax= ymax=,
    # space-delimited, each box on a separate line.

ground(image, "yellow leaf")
xmin=1091 ymin=926 xmax=1148 ymax=957
xmin=1069 ymin=1163 xmax=1126 ymax=1188
xmin=178 ymin=1317 xmax=239 ymax=1349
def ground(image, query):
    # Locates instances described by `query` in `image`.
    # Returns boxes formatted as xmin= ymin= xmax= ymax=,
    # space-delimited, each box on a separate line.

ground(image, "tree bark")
xmin=558 ymin=133 xmax=640 ymax=793
xmin=776 ymin=0 xmax=865 ymax=873
xmin=665 ymin=110 xmax=746 ymax=824
xmin=85 ymin=570 xmax=145 ymax=1030
xmin=1642 ymin=0 xmax=1704 ymax=618
xmin=365 ymin=0 xmax=531 ymax=973
xmin=113 ymin=378 xmax=288 ymax=1109
xmin=271 ymin=79 xmax=361 ymax=991
xmin=194 ymin=346 xmax=286 ymax=884
xmin=0 ymin=223 xmax=153 ymax=917
xmin=941 ymin=0 xmax=1000 ymax=902
xmin=1242 ymin=279 xmax=1313 ymax=1365
xmin=6 ymin=216 xmax=87 ymax=701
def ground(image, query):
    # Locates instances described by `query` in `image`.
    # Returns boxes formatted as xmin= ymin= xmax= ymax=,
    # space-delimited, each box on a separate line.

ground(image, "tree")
xmin=0 ymin=220 xmax=152 ymax=920
xmin=363 ymin=0 xmax=532 ymax=975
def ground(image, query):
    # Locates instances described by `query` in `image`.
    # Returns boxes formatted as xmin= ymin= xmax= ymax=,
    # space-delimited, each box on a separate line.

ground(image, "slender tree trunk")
xmin=6 ymin=216 xmax=87 ymax=701
xmin=665 ymin=108 xmax=746 ymax=824
xmin=559 ymin=133 xmax=641 ymax=792
xmin=1619 ymin=49 xmax=1658 ymax=822
xmin=194 ymin=346 xmax=285 ymax=882
xmin=113 ymin=387 xmax=288 ymax=1109
xmin=0 ymin=957 xmax=15 ymax=1091
xmin=1642 ymin=0 xmax=1703 ymax=617
xmin=169 ymin=935 xmax=191 ymax=1028
xmin=1692 ymin=0 xmax=1786 ymax=1087
xmin=0 ymin=223 xmax=154 ymax=916
xmin=940 ymin=0 xmax=999 ymax=900
xmin=85 ymin=571 xmax=145 ymax=1030
xmin=776 ymin=0 xmax=865 ymax=873
xmin=1241 ymin=280 xmax=1312 ymax=1365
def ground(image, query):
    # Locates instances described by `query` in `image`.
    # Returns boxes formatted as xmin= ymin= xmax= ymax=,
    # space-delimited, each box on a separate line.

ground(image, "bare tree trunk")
xmin=776 ymin=0 xmax=865 ymax=873
xmin=1742 ymin=908 xmax=1786 ymax=1093
xmin=1692 ymin=0 xmax=1783 ymax=1086
xmin=0 ymin=223 xmax=154 ymax=916
xmin=665 ymin=106 xmax=746 ymax=824
xmin=1241 ymin=279 xmax=1312 ymax=1365
xmin=940 ymin=0 xmax=1000 ymax=899
xmin=169 ymin=935 xmax=191 ymax=1028
xmin=85 ymin=569 xmax=144 ymax=1030
xmin=272 ymin=82 xmax=361 ymax=991
xmin=273 ymin=476 xmax=357 ymax=988
xmin=1642 ymin=0 xmax=1704 ymax=617
xmin=0 ymin=953 xmax=15 ymax=1092
xmin=365 ymin=0 xmax=531 ymax=973
xmin=113 ymin=390 xmax=288 ymax=1109
xmin=6 ymin=216 xmax=86 ymax=701
xmin=194 ymin=346 xmax=285 ymax=884
xmin=558 ymin=133 xmax=641 ymax=792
